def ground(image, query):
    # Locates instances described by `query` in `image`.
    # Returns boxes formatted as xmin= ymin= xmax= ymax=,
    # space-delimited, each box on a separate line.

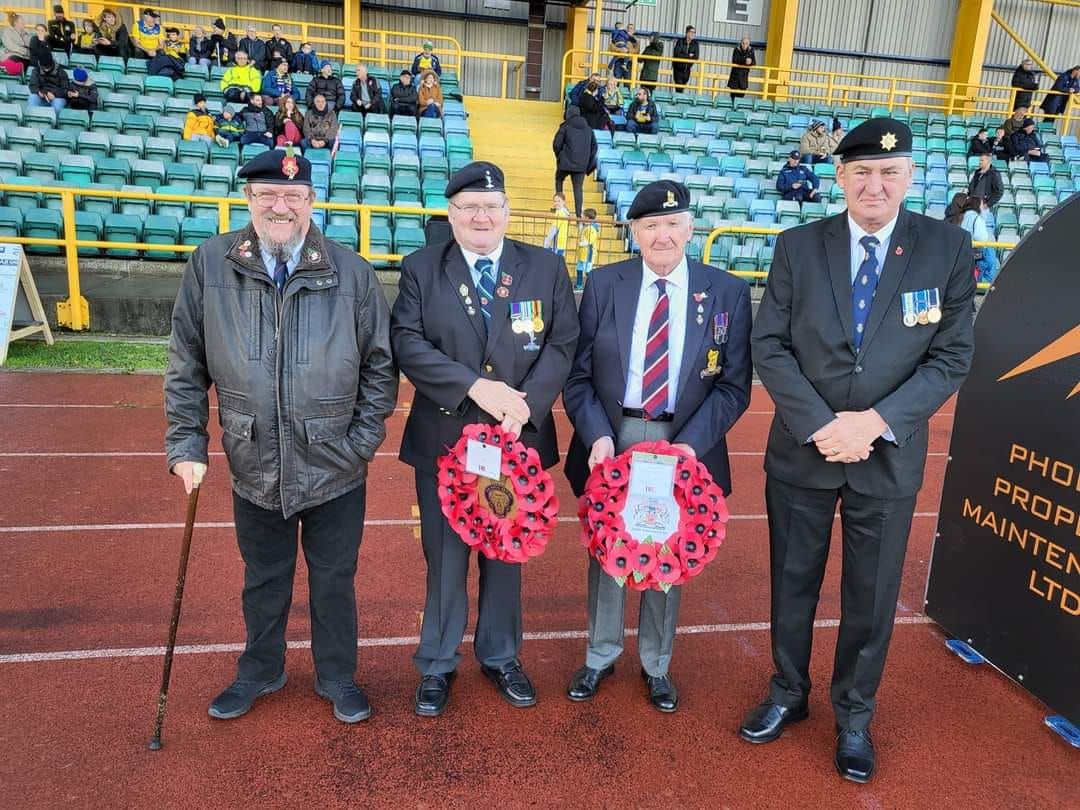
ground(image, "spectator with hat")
xmin=28 ymin=53 xmax=70 ymax=112
xmin=799 ymin=119 xmax=833 ymax=164
xmin=183 ymin=94 xmax=217 ymax=144
xmin=165 ymin=146 xmax=397 ymax=727
xmin=210 ymin=17 xmax=237 ymax=65
xmin=131 ymin=8 xmax=162 ymax=60
xmin=1010 ymin=117 xmax=1049 ymax=163
xmin=1002 ymin=104 xmax=1029 ymax=137
xmin=261 ymin=59 xmax=294 ymax=106
xmin=562 ymin=178 xmax=752 ymax=712
xmin=390 ymin=160 xmax=578 ymax=718
xmin=65 ymin=66 xmax=98 ymax=110
xmin=47 ymin=5 xmax=75 ymax=54
xmin=350 ymin=64 xmax=385 ymax=117
xmin=307 ymin=61 xmax=346 ymax=111
xmin=187 ymin=25 xmax=213 ymax=68
xmin=92 ymin=8 xmax=128 ymax=59
xmin=410 ymin=40 xmax=442 ymax=77
xmin=743 ymin=116 xmax=975 ymax=784
xmin=214 ymin=105 xmax=244 ymax=146
xmin=238 ymin=25 xmax=268 ymax=71
xmin=777 ymin=150 xmax=821 ymax=204
xmin=221 ymin=49 xmax=262 ymax=105
xmin=390 ymin=69 xmax=419 ymax=118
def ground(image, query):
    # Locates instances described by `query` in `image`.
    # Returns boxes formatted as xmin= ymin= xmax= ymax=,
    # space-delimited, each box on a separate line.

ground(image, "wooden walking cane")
xmin=148 ymin=462 xmax=207 ymax=751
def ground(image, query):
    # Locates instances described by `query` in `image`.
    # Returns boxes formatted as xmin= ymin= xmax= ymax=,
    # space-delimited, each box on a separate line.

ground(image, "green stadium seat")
xmin=361 ymin=174 xmax=391 ymax=205
xmin=364 ymin=152 xmax=391 ymax=177
xmin=421 ymin=155 xmax=449 ymax=183
xmin=133 ymin=159 xmax=166 ymax=187
xmin=90 ymin=110 xmax=123 ymax=134
xmin=79 ymin=183 xmax=118 ymax=217
xmin=59 ymin=155 xmax=95 ymax=185
xmin=23 ymin=152 xmax=57 ymax=181
xmin=185 ymin=62 xmax=210 ymax=82
xmin=77 ymin=131 xmax=112 ymax=160
xmin=364 ymin=113 xmax=390 ymax=134
xmin=43 ymin=129 xmax=77 ymax=157
xmin=177 ymin=140 xmax=210 ymax=166
xmin=69 ymin=52 xmax=96 ymax=71
xmin=367 ymin=225 xmax=392 ymax=267
xmin=394 ymin=226 xmax=425 ymax=256
xmin=0 ymin=205 xmax=23 ymax=238
xmin=103 ymin=92 xmax=135 ymax=113
xmin=0 ymin=149 xmax=20 ymax=174
xmin=118 ymin=185 xmax=153 ymax=219
xmin=337 ymin=110 xmax=364 ymax=130
xmin=104 ymin=213 xmax=142 ymax=257
xmin=22 ymin=207 xmax=64 ymax=254
xmin=95 ymin=157 xmax=131 ymax=186
xmin=0 ymin=101 xmax=21 ymax=126
xmin=241 ymin=143 xmax=269 ymax=163
xmin=144 ymin=137 xmax=177 ymax=163
xmin=325 ymin=223 xmax=358 ymax=250
xmin=209 ymin=143 xmax=240 ymax=170
xmin=144 ymin=75 xmax=174 ymax=97
xmin=75 ymin=211 xmax=103 ymax=256
xmin=334 ymin=152 xmax=362 ymax=174
xmin=446 ymin=134 xmax=473 ymax=161
xmin=143 ymin=214 xmax=180 ymax=259
xmin=97 ymin=55 xmax=125 ymax=73
xmin=180 ymin=216 xmax=217 ymax=247
xmin=88 ymin=71 xmax=114 ymax=92
xmin=111 ymin=134 xmax=144 ymax=161
xmin=327 ymin=192 xmax=358 ymax=228
xmin=116 ymin=74 xmax=144 ymax=95
xmin=124 ymin=114 xmax=155 ymax=137
xmin=199 ymin=163 xmax=233 ymax=196
xmin=8 ymin=127 xmax=42 ymax=155
xmin=165 ymin=162 xmax=198 ymax=192
xmin=3 ymin=176 xmax=40 ymax=212
xmin=154 ymin=186 xmax=190 ymax=223
xmin=173 ymin=78 xmax=204 ymax=99
xmin=802 ymin=201 xmax=826 ymax=221
xmin=330 ymin=169 xmax=361 ymax=200
xmin=164 ymin=97 xmax=191 ymax=117
xmin=777 ymin=200 xmax=801 ymax=225
xmin=135 ymin=95 xmax=166 ymax=116
xmin=24 ymin=106 xmax=57 ymax=130
xmin=155 ymin=117 xmax=186 ymax=139
xmin=188 ymin=190 xmax=220 ymax=222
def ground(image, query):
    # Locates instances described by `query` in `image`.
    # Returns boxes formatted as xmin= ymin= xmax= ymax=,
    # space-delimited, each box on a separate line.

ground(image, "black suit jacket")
xmin=563 ymin=258 xmax=753 ymax=497
xmin=391 ymin=239 xmax=579 ymax=473
xmin=752 ymin=209 xmax=976 ymax=498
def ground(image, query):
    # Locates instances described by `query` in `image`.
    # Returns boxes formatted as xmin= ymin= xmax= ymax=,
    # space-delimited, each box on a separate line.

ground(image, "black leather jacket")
xmin=165 ymin=224 xmax=398 ymax=517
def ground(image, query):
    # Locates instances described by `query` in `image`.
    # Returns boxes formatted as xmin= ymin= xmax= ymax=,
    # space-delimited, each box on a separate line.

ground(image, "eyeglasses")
xmin=250 ymin=191 xmax=311 ymax=208
xmin=450 ymin=201 xmax=507 ymax=217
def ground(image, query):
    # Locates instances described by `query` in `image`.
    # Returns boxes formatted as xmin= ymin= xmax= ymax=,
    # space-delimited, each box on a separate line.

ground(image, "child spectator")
xmin=544 ymin=193 xmax=572 ymax=257
xmin=575 ymin=209 xmax=599 ymax=291
xmin=410 ymin=40 xmax=442 ymax=76
xmin=149 ymin=27 xmax=185 ymax=78
xmin=602 ymin=76 xmax=625 ymax=127
xmin=214 ymin=106 xmax=244 ymax=146
xmin=183 ymin=94 xmax=217 ymax=143
xmin=290 ymin=42 xmax=320 ymax=75
xmin=968 ymin=127 xmax=995 ymax=157
xmin=65 ymin=67 xmax=98 ymax=110
xmin=73 ymin=18 xmax=98 ymax=54
xmin=417 ymin=69 xmax=443 ymax=118
xmin=609 ymin=41 xmax=630 ymax=81
xmin=30 ymin=23 xmax=51 ymax=68
xmin=610 ymin=21 xmax=629 ymax=49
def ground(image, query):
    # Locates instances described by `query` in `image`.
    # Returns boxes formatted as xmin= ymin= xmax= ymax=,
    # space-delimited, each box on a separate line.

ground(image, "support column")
xmin=565 ymin=4 xmax=590 ymax=83
xmin=948 ymin=0 xmax=994 ymax=111
xmin=524 ymin=0 xmax=545 ymax=99
xmin=590 ymin=0 xmax=604 ymax=76
xmin=764 ymin=0 xmax=798 ymax=102
xmin=343 ymin=0 xmax=361 ymax=64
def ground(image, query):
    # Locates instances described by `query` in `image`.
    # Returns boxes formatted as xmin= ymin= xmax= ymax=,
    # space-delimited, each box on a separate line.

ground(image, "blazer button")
xmin=854 ymin=365 xmax=864 ymax=373
xmin=485 ymin=364 xmax=493 ymax=373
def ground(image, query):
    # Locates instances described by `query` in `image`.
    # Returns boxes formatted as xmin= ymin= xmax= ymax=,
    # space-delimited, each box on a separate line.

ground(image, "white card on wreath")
xmin=628 ymin=452 xmax=677 ymax=498
xmin=622 ymin=493 xmax=680 ymax=544
xmin=465 ymin=439 xmax=502 ymax=479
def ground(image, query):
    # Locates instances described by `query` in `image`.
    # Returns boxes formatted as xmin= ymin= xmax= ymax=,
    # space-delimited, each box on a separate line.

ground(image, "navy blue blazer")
xmin=563 ymin=257 xmax=753 ymax=496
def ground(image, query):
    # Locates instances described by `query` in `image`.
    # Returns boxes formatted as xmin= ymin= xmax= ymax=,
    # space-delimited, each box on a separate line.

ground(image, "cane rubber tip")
xmin=148 ymin=738 xmax=162 ymax=751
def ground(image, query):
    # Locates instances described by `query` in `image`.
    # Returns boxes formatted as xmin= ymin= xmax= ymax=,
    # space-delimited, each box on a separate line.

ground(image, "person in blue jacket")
xmin=776 ymin=150 xmax=821 ymax=203
xmin=410 ymin=40 xmax=442 ymax=76
xmin=1039 ymin=66 xmax=1079 ymax=119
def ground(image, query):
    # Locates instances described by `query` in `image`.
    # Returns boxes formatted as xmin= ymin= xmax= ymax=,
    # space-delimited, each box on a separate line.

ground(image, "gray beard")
xmin=260 ymin=231 xmax=305 ymax=263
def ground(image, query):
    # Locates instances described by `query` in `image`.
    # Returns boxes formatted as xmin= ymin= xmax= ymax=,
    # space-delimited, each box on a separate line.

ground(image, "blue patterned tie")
xmin=273 ymin=258 xmax=288 ymax=293
xmin=475 ymin=257 xmax=495 ymax=328
xmin=852 ymin=235 xmax=880 ymax=350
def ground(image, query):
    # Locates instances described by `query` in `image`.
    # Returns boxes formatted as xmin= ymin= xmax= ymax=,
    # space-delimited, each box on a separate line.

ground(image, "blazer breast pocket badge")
xmin=700 ymin=348 xmax=722 ymax=379
xmin=510 ymin=299 xmax=543 ymax=352
xmin=901 ymin=288 xmax=941 ymax=327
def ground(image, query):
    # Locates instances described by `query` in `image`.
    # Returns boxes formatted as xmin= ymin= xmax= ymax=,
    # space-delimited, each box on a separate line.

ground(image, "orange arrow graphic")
xmin=997 ymin=323 xmax=1080 ymax=398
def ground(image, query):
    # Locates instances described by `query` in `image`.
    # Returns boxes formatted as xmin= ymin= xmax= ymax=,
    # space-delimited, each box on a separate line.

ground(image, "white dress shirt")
xmin=623 ymin=256 xmax=689 ymax=412
xmin=847 ymin=213 xmax=898 ymax=285
xmin=460 ymin=241 xmax=506 ymax=290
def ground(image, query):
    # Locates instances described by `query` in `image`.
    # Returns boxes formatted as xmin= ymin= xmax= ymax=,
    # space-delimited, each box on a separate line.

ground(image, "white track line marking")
xmin=0 ymin=615 xmax=935 ymax=665
xmin=0 ymin=513 xmax=941 ymax=534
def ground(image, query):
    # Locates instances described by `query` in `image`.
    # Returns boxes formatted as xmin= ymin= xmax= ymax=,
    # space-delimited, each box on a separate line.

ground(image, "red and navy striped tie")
xmin=641 ymin=279 xmax=670 ymax=419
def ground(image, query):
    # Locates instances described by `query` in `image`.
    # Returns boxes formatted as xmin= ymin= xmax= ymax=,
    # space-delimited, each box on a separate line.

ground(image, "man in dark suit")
xmin=740 ymin=119 xmax=976 ymax=782
xmin=390 ymin=161 xmax=579 ymax=717
xmin=563 ymin=180 xmax=753 ymax=712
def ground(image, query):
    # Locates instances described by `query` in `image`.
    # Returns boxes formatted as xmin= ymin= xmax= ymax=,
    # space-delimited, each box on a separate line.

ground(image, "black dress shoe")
xmin=415 ymin=671 xmax=456 ymax=717
xmin=835 ymin=728 xmax=876 ymax=784
xmin=737 ymin=698 xmax=809 ymax=743
xmin=566 ymin=664 xmax=614 ymax=701
xmin=481 ymin=660 xmax=537 ymax=708
xmin=207 ymin=672 xmax=287 ymax=720
xmin=640 ymin=668 xmax=678 ymax=713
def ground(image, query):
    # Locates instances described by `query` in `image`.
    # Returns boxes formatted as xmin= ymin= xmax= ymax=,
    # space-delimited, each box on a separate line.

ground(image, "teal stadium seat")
xmin=23 ymin=208 xmax=64 ymax=254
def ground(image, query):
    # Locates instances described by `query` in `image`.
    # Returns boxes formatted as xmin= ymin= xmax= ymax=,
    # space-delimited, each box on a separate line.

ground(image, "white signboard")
xmin=714 ymin=0 xmax=765 ymax=26
xmin=0 ymin=243 xmax=53 ymax=365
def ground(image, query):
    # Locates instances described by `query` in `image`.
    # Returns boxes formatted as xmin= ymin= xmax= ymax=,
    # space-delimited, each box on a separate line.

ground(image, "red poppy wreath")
xmin=436 ymin=423 xmax=560 ymax=563
xmin=579 ymin=440 xmax=729 ymax=592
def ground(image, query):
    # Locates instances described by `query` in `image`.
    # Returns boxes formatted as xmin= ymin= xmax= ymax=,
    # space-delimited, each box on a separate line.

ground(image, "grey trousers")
xmin=584 ymin=415 xmax=682 ymax=677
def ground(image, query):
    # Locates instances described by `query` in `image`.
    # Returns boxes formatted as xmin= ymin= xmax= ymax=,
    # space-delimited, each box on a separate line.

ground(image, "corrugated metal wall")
xmin=596 ymin=0 xmax=773 ymax=47
xmin=102 ymin=2 xmax=343 ymax=36
xmin=983 ymin=0 xmax=1080 ymax=93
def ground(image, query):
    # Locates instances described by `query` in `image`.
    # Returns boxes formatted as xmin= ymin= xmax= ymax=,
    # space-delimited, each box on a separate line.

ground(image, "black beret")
xmin=833 ymin=117 xmax=912 ymax=162
xmin=627 ymin=180 xmax=691 ymax=220
xmin=237 ymin=148 xmax=312 ymax=186
xmin=445 ymin=161 xmax=505 ymax=197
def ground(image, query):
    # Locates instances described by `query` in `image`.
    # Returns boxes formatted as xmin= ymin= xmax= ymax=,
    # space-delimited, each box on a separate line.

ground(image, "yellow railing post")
xmin=218 ymin=199 xmax=231 ymax=234
xmin=359 ymin=206 xmax=372 ymax=259
xmin=501 ymin=59 xmax=508 ymax=99
xmin=56 ymin=190 xmax=89 ymax=331
xmin=378 ymin=31 xmax=386 ymax=68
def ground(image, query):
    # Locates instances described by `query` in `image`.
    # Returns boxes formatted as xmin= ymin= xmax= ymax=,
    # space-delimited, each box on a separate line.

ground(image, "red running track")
xmin=0 ymin=372 xmax=1073 ymax=807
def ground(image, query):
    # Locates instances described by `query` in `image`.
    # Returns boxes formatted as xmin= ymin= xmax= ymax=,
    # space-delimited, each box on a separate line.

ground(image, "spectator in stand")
xmin=1010 ymin=117 xmax=1049 ymax=163
xmin=275 ymin=95 xmax=305 ymax=147
xmin=0 ymin=13 xmax=32 ymax=76
xmin=1011 ymin=59 xmax=1039 ymax=111
xmin=411 ymin=40 xmax=442 ymax=76
xmin=265 ymin=24 xmax=293 ymax=66
xmin=828 ymin=119 xmax=845 ymax=159
xmin=553 ymin=105 xmax=597 ymax=218
xmin=638 ymin=33 xmax=663 ymax=89
xmin=183 ymin=94 xmax=217 ymax=143
xmin=47 ymin=5 xmax=75 ymax=54
xmin=992 ymin=127 xmax=1010 ymax=161
xmin=569 ymin=72 xmax=600 ymax=106
xmin=290 ymin=42 xmax=320 ymax=75
xmin=1002 ymin=105 xmax=1028 ymax=137
xmin=149 ymin=27 xmax=186 ymax=78
xmin=671 ymin=25 xmax=699 ymax=93
xmin=350 ymin=64 xmax=385 ymax=116
xmin=221 ymin=50 xmax=262 ymax=104
xmin=1040 ymin=66 xmax=1080 ymax=121
xmin=544 ymin=192 xmax=572 ymax=257
xmin=625 ymin=86 xmax=659 ymax=135
xmin=188 ymin=25 xmax=213 ymax=68
xmin=577 ymin=78 xmax=611 ymax=132
xmin=609 ymin=41 xmax=630 ymax=81
xmin=131 ymin=8 xmax=163 ymax=61
xmin=610 ymin=21 xmax=629 ymax=49
xmin=28 ymin=53 xmax=70 ymax=112
xmin=307 ymin=61 xmax=345 ymax=111
xmin=967 ymin=152 xmax=1004 ymax=229
xmin=29 ymin=24 xmax=50 ymax=68
xmin=210 ymin=18 xmax=237 ymax=66
xmin=261 ymin=59 xmax=293 ymax=105
xmin=302 ymin=93 xmax=338 ymax=151
xmin=799 ymin=119 xmax=833 ymax=164
xmin=240 ymin=93 xmax=275 ymax=148
xmin=238 ymin=26 xmax=267 ymax=71
xmin=418 ymin=69 xmax=443 ymax=119
xmin=93 ymin=8 xmax=129 ymax=59
xmin=214 ymin=105 xmax=244 ymax=146
xmin=968 ymin=127 xmax=996 ymax=157
xmin=574 ymin=208 xmax=599 ymax=291
xmin=65 ymin=67 xmax=98 ymax=110
xmin=390 ymin=69 xmax=418 ymax=118
xmin=626 ymin=24 xmax=639 ymax=55
xmin=950 ymin=193 xmax=999 ymax=283
xmin=602 ymin=76 xmax=625 ymax=128
xmin=777 ymin=150 xmax=820 ymax=203
xmin=728 ymin=36 xmax=755 ymax=99
xmin=73 ymin=18 xmax=97 ymax=55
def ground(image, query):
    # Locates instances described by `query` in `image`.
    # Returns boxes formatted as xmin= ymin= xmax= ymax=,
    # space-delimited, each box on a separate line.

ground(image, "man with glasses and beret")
xmin=165 ymin=148 xmax=398 ymax=725
xmin=391 ymin=161 xmax=579 ymax=717
xmin=741 ymin=118 xmax=975 ymax=782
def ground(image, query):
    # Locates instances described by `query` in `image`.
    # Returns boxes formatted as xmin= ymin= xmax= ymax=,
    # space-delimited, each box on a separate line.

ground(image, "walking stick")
xmin=148 ymin=463 xmax=207 ymax=751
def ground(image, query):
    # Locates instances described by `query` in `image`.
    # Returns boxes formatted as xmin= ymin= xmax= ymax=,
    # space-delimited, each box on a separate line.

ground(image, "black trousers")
xmin=413 ymin=471 xmax=522 ymax=676
xmin=555 ymin=170 xmax=585 ymax=218
xmin=673 ymin=67 xmax=691 ymax=91
xmin=765 ymin=476 xmax=916 ymax=731
xmin=232 ymin=484 xmax=366 ymax=682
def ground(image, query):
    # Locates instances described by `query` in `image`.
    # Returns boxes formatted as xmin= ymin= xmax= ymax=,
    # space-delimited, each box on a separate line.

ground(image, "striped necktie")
xmin=273 ymin=257 xmax=288 ymax=293
xmin=475 ymin=257 xmax=495 ymax=328
xmin=852 ymin=235 xmax=880 ymax=350
xmin=641 ymin=279 xmax=670 ymax=419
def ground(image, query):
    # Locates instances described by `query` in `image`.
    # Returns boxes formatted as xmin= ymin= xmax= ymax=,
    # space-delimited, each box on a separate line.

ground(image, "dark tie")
xmin=641 ymin=279 xmax=670 ymax=419
xmin=852 ymin=235 xmax=880 ymax=350
xmin=475 ymin=257 xmax=495 ymax=328
xmin=273 ymin=258 xmax=288 ymax=293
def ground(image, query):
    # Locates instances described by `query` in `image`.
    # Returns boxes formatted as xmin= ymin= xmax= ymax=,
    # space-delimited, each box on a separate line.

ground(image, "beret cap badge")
xmin=880 ymin=132 xmax=898 ymax=151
